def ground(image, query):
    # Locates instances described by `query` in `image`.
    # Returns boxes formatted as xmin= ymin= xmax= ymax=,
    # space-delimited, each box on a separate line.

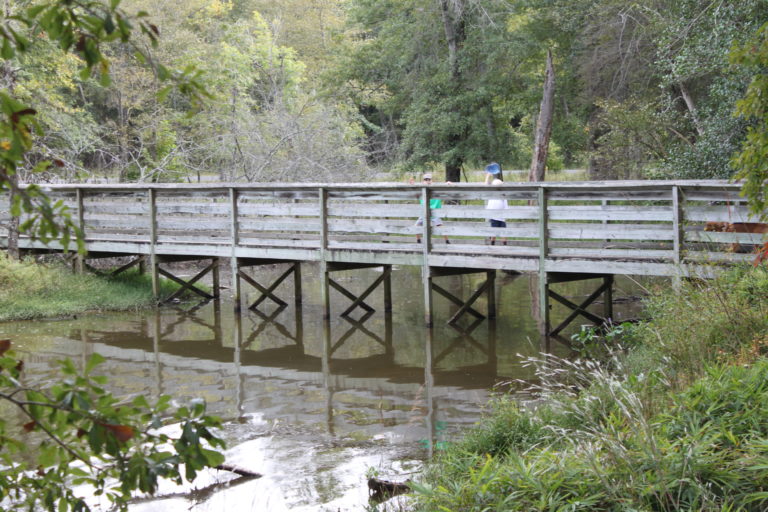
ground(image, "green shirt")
xmin=420 ymin=198 xmax=442 ymax=209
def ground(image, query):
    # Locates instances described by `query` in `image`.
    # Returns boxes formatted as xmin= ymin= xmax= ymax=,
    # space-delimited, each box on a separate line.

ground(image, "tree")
xmin=336 ymin=0 xmax=536 ymax=180
xmin=0 ymin=340 xmax=225 ymax=511
xmin=1 ymin=0 xmax=207 ymax=248
xmin=529 ymin=49 xmax=554 ymax=182
xmin=1 ymin=3 xmax=225 ymax=509
xmin=731 ymin=21 xmax=768 ymax=222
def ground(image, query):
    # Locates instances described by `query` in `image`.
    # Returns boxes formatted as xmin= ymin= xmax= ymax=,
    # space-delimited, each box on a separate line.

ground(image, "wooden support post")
xmin=212 ymin=298 xmax=222 ymax=340
xmin=383 ymin=265 xmax=392 ymax=312
xmin=149 ymin=188 xmax=159 ymax=298
xmin=486 ymin=270 xmax=496 ymax=319
xmin=422 ymin=265 xmax=434 ymax=328
xmin=211 ymin=258 xmax=220 ymax=299
xmin=384 ymin=301 xmax=393 ymax=357
xmin=538 ymin=186 xmax=549 ymax=338
xmin=603 ymin=274 xmax=613 ymax=323
xmin=293 ymin=262 xmax=302 ymax=308
xmin=230 ymin=188 xmax=241 ymax=312
xmin=319 ymin=188 xmax=330 ymax=319
xmin=320 ymin=260 xmax=330 ymax=319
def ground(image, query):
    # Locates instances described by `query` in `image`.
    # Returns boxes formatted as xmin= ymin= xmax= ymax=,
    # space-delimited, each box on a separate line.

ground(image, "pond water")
xmin=1 ymin=265 xmax=648 ymax=511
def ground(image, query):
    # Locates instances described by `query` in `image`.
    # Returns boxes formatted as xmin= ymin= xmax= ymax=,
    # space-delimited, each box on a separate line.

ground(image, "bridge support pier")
xmin=320 ymin=262 xmax=392 ymax=319
xmin=150 ymin=255 xmax=220 ymax=303
xmin=541 ymin=272 xmax=614 ymax=341
xmin=232 ymin=258 xmax=302 ymax=312
xmin=423 ymin=267 xmax=496 ymax=327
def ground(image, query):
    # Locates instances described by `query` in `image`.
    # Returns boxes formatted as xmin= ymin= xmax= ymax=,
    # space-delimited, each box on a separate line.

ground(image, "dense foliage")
xmin=336 ymin=0 xmax=768 ymax=188
xmin=413 ymin=266 xmax=768 ymax=511
xmin=3 ymin=0 xmax=766 ymax=188
xmin=0 ymin=341 xmax=225 ymax=511
xmin=732 ymin=21 xmax=768 ymax=221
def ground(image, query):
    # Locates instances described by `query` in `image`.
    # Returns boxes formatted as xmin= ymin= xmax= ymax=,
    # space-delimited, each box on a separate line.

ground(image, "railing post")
xmin=230 ymin=187 xmax=240 ymax=311
xmin=319 ymin=187 xmax=330 ymax=319
xmin=672 ymin=185 xmax=684 ymax=289
xmin=148 ymin=188 xmax=159 ymax=298
xmin=421 ymin=187 xmax=432 ymax=253
xmin=421 ymin=186 xmax=433 ymax=327
xmin=75 ymin=188 xmax=85 ymax=274
xmin=538 ymin=186 xmax=549 ymax=337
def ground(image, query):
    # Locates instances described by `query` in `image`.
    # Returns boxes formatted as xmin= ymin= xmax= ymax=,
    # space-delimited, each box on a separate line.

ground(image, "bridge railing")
xmin=1 ymin=180 xmax=763 ymax=269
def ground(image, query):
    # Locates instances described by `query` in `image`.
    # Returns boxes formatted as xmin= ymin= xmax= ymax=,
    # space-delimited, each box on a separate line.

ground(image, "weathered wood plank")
xmin=683 ymin=205 xmax=755 ymax=222
xmin=686 ymin=231 xmax=767 ymax=244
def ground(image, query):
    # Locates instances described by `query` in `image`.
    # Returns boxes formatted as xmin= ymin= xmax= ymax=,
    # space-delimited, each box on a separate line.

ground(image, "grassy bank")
xmin=0 ymin=255 xmax=181 ymax=321
xmin=413 ymin=266 xmax=768 ymax=511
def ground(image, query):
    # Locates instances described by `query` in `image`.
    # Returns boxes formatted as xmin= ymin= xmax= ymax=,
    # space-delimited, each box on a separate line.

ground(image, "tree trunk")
xmin=439 ymin=0 xmax=465 ymax=80
xmin=529 ymin=50 xmax=555 ymax=183
xmin=679 ymin=81 xmax=704 ymax=137
xmin=445 ymin=159 xmax=462 ymax=183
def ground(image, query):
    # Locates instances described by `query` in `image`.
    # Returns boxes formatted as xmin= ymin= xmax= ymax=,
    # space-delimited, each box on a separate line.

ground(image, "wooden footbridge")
xmin=1 ymin=180 xmax=762 ymax=337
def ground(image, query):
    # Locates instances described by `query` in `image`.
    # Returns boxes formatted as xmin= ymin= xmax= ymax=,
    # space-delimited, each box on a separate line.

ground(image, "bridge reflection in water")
xmin=9 ymin=266 xmax=645 ymax=510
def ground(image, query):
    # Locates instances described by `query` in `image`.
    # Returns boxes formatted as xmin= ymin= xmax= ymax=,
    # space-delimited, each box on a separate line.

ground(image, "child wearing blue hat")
xmin=484 ymin=162 xmax=501 ymax=184
xmin=484 ymin=164 xmax=508 ymax=245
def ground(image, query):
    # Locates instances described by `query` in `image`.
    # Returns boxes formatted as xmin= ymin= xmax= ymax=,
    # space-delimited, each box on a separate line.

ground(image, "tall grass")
xmin=413 ymin=265 xmax=768 ymax=511
xmin=0 ymin=254 xmax=181 ymax=321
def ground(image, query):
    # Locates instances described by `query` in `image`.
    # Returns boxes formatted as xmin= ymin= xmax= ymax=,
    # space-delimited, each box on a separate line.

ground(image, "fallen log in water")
xmin=368 ymin=477 xmax=411 ymax=503
xmin=215 ymin=463 xmax=262 ymax=478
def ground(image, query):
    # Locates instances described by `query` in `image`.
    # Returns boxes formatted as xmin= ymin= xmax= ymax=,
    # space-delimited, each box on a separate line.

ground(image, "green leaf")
xmin=1 ymin=39 xmax=14 ymax=59
xmin=201 ymin=448 xmax=225 ymax=467
xmin=132 ymin=395 xmax=149 ymax=408
xmin=156 ymin=64 xmax=170 ymax=81
xmin=85 ymin=353 xmax=105 ymax=375
xmin=26 ymin=5 xmax=48 ymax=18
xmin=59 ymin=358 xmax=77 ymax=376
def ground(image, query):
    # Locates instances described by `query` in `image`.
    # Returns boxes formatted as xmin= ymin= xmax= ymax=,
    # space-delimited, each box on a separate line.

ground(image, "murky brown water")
xmin=1 ymin=265 xmax=648 ymax=511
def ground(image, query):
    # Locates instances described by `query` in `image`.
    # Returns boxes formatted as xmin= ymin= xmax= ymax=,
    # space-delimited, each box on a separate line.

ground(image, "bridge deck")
xmin=1 ymin=180 xmax=762 ymax=277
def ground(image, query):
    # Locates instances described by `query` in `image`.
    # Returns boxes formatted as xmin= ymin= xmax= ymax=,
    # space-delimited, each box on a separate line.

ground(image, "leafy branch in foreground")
xmin=0 ymin=339 xmax=225 ymax=511
xmin=731 ymin=21 xmax=768 ymax=222
xmin=1 ymin=0 xmax=209 ymax=250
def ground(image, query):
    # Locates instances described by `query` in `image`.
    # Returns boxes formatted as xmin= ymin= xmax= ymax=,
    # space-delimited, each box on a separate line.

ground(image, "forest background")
xmin=2 ymin=0 xmax=766 ymax=187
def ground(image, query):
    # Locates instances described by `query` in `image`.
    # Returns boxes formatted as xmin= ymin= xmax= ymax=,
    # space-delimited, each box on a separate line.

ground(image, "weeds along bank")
xmin=413 ymin=266 xmax=768 ymax=511
xmin=0 ymin=255 xmax=181 ymax=322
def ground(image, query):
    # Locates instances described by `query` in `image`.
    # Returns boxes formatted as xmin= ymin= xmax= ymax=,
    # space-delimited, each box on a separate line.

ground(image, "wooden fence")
xmin=1 ymin=180 xmax=763 ymax=277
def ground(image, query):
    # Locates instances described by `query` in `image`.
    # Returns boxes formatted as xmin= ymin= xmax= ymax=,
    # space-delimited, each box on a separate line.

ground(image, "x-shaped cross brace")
xmin=431 ymin=282 xmax=487 ymax=325
xmin=158 ymin=261 xmax=215 ymax=302
xmin=548 ymin=280 xmax=611 ymax=337
xmin=238 ymin=266 xmax=295 ymax=310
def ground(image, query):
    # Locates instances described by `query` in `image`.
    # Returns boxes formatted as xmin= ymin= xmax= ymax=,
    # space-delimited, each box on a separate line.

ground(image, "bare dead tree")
xmin=529 ymin=50 xmax=555 ymax=183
